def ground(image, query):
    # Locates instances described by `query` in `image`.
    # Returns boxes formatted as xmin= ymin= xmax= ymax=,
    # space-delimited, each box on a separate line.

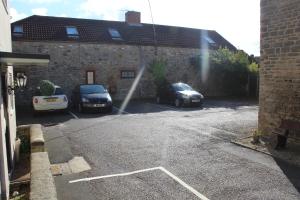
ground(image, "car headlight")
xmin=81 ymin=97 xmax=89 ymax=103
xmin=107 ymin=96 xmax=112 ymax=102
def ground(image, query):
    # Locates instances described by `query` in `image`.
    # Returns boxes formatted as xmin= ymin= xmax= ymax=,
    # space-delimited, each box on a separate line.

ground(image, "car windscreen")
xmin=172 ymin=83 xmax=193 ymax=91
xmin=34 ymin=89 xmax=42 ymax=96
xmin=80 ymin=85 xmax=106 ymax=94
xmin=54 ymin=87 xmax=64 ymax=95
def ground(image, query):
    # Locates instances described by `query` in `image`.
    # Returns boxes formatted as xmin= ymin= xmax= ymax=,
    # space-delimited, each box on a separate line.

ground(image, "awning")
xmin=0 ymin=51 xmax=50 ymax=66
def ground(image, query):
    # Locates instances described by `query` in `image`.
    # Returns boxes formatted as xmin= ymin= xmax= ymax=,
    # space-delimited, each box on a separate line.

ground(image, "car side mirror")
xmin=104 ymin=86 xmax=109 ymax=93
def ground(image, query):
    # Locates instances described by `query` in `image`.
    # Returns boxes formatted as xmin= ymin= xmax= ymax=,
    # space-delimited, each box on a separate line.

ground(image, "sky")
xmin=9 ymin=0 xmax=260 ymax=56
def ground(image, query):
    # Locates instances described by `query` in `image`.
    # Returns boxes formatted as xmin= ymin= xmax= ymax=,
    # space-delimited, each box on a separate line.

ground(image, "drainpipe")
xmin=138 ymin=46 xmax=145 ymax=98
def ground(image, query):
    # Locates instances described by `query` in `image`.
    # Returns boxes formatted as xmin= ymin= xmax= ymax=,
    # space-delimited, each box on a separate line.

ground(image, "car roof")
xmin=79 ymin=84 xmax=104 ymax=86
xmin=79 ymin=84 xmax=105 ymax=87
xmin=172 ymin=82 xmax=187 ymax=85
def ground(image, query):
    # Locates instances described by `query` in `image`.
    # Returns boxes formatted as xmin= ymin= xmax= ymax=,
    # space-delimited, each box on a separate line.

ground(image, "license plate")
xmin=93 ymin=104 xmax=105 ymax=107
xmin=46 ymin=99 xmax=57 ymax=102
xmin=192 ymin=99 xmax=200 ymax=103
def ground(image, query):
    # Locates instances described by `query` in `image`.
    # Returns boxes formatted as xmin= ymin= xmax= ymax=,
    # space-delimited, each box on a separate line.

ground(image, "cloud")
xmin=10 ymin=8 xmax=27 ymax=22
xmin=32 ymin=8 xmax=48 ymax=15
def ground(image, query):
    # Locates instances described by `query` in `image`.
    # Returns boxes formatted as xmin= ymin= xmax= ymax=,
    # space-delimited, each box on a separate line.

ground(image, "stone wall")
xmin=259 ymin=0 xmax=300 ymax=134
xmin=13 ymin=41 xmax=230 ymax=106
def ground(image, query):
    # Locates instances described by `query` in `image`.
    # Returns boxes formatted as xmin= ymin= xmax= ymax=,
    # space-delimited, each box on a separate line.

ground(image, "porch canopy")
xmin=0 ymin=51 xmax=50 ymax=66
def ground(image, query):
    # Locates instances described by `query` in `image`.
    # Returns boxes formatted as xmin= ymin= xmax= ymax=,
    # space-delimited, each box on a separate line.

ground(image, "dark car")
xmin=72 ymin=84 xmax=113 ymax=113
xmin=156 ymin=82 xmax=204 ymax=107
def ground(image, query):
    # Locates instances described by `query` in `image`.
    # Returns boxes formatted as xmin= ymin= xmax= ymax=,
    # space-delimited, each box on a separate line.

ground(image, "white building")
xmin=0 ymin=1 xmax=49 ymax=198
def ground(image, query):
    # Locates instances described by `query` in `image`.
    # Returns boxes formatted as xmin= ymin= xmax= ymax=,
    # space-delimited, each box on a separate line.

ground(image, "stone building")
xmin=260 ymin=0 xmax=300 ymax=133
xmin=11 ymin=12 xmax=237 ymax=105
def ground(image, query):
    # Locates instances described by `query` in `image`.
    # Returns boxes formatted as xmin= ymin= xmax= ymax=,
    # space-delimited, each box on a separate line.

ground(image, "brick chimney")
xmin=125 ymin=11 xmax=141 ymax=24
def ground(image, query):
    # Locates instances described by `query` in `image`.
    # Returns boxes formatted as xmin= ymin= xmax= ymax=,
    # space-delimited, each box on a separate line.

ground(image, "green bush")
xmin=192 ymin=48 xmax=258 ymax=96
xmin=39 ymin=80 xmax=55 ymax=96
xmin=19 ymin=134 xmax=30 ymax=154
xmin=149 ymin=59 xmax=168 ymax=90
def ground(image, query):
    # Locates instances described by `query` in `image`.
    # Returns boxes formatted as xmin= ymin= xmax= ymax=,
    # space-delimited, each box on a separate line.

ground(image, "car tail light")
xmin=34 ymin=98 xmax=38 ymax=104
xmin=63 ymin=96 xmax=68 ymax=102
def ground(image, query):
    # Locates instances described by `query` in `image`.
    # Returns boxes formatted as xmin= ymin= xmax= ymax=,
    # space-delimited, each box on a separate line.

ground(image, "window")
xmin=13 ymin=25 xmax=23 ymax=36
xmin=54 ymin=87 xmax=64 ymax=95
xmin=66 ymin=26 xmax=79 ymax=38
xmin=121 ymin=70 xmax=135 ymax=79
xmin=204 ymin=36 xmax=216 ymax=44
xmin=86 ymin=71 xmax=95 ymax=84
xmin=108 ymin=28 xmax=122 ymax=40
xmin=80 ymin=85 xmax=106 ymax=94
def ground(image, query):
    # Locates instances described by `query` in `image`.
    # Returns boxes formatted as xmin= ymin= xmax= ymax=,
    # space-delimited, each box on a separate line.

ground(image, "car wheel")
xmin=33 ymin=110 xmax=39 ymax=117
xmin=175 ymin=98 xmax=181 ymax=107
xmin=156 ymin=96 xmax=161 ymax=104
xmin=107 ymin=106 xmax=113 ymax=113
xmin=62 ymin=108 xmax=69 ymax=114
xmin=78 ymin=103 xmax=82 ymax=113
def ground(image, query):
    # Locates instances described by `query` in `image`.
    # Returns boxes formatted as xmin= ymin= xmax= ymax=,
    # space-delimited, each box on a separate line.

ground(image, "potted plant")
xmin=252 ymin=129 xmax=263 ymax=144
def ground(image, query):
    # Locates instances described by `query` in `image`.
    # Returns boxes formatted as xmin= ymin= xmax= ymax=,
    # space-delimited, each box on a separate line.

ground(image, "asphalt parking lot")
xmin=17 ymin=99 xmax=300 ymax=200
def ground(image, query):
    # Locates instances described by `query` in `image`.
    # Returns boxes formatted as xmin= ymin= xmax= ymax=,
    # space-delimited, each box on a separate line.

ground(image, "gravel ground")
xmin=17 ymin=99 xmax=300 ymax=200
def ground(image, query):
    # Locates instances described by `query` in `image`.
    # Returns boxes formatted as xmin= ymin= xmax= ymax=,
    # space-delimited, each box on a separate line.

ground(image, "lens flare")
xmin=118 ymin=57 xmax=145 ymax=115
xmin=200 ymin=30 xmax=210 ymax=83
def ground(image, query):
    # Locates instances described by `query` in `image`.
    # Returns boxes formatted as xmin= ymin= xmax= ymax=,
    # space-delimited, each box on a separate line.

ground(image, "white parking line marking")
xmin=68 ymin=111 xmax=79 ymax=119
xmin=69 ymin=167 xmax=160 ymax=183
xmin=69 ymin=166 xmax=209 ymax=200
xmin=113 ymin=106 xmax=130 ymax=114
xmin=159 ymin=167 xmax=210 ymax=200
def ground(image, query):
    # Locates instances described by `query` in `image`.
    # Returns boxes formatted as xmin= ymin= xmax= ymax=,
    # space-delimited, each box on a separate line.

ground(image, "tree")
xmin=192 ymin=48 xmax=258 ymax=96
xmin=149 ymin=58 xmax=168 ymax=90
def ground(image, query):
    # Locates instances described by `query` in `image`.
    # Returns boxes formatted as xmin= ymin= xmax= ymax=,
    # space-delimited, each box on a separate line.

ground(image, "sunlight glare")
xmin=200 ymin=30 xmax=210 ymax=83
xmin=118 ymin=62 xmax=145 ymax=115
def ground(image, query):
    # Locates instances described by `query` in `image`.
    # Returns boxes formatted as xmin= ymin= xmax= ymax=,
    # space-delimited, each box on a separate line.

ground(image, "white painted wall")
xmin=6 ymin=65 xmax=16 ymax=164
xmin=0 ymin=0 xmax=13 ymax=199
xmin=0 ymin=0 xmax=12 ymax=52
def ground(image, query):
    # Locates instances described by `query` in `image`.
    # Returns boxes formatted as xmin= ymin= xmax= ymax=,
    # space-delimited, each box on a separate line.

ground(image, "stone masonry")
xmin=12 ymin=41 xmax=226 ymax=106
xmin=259 ymin=0 xmax=300 ymax=134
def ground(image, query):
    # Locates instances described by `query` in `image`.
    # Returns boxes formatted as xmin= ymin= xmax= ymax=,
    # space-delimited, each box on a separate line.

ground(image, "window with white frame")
xmin=204 ymin=36 xmax=216 ymax=44
xmin=108 ymin=28 xmax=122 ymax=40
xmin=120 ymin=70 xmax=135 ymax=79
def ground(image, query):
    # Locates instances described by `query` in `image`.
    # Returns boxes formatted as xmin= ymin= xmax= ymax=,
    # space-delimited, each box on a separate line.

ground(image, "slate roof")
xmin=11 ymin=15 xmax=237 ymax=50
